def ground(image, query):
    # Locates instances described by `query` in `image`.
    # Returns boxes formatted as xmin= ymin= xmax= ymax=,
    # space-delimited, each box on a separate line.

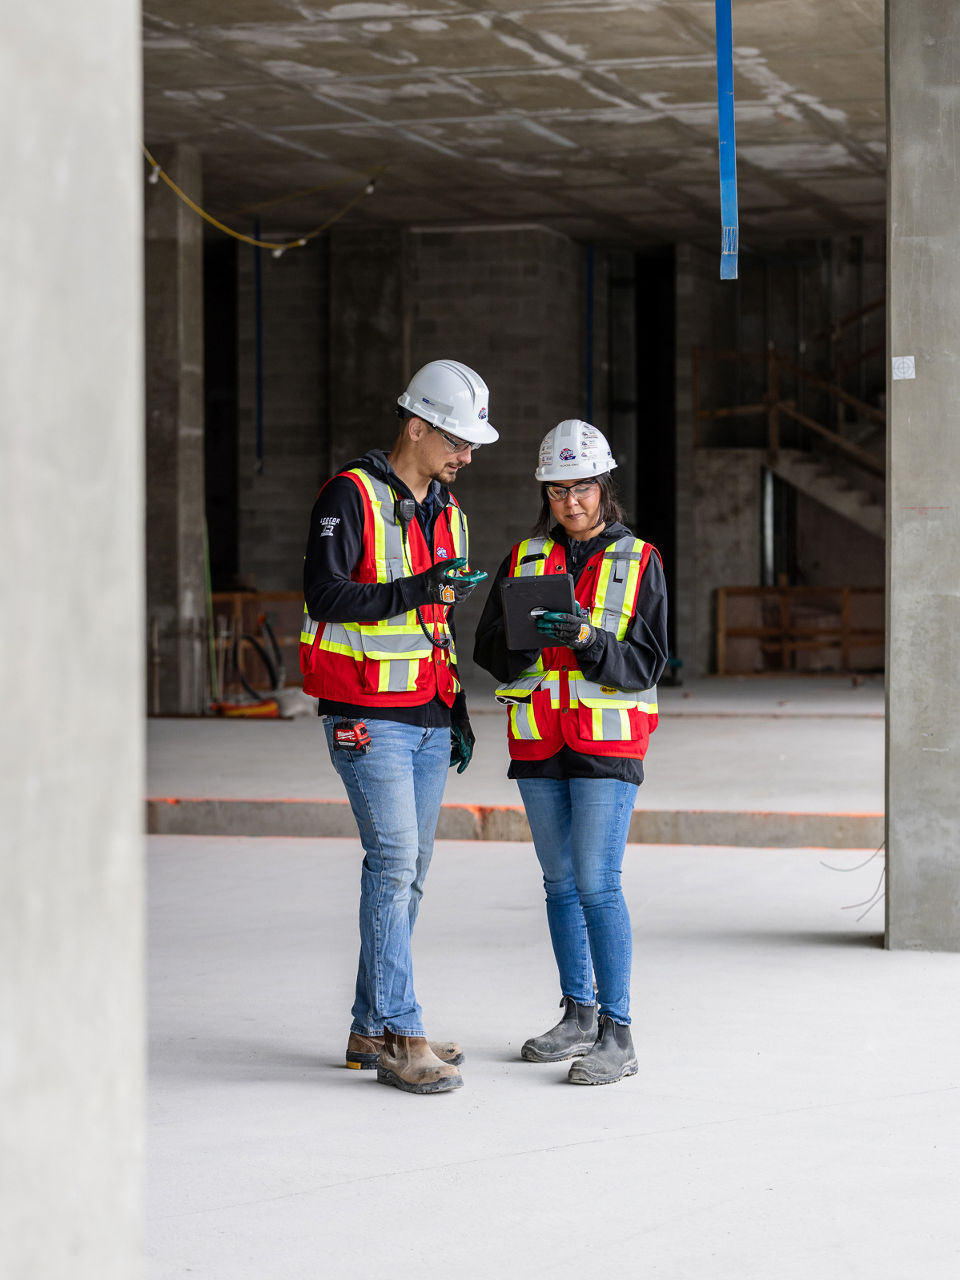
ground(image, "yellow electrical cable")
xmin=141 ymin=144 xmax=384 ymax=252
xmin=229 ymin=176 xmax=370 ymax=217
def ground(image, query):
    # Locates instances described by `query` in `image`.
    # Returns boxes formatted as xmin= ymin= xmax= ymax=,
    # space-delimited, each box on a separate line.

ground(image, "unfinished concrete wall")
xmin=145 ymin=145 xmax=206 ymax=713
xmin=886 ymin=0 xmax=960 ymax=951
xmin=0 ymin=1 xmax=143 ymax=1275
xmin=675 ymin=243 xmax=738 ymax=674
xmin=693 ymin=450 xmax=763 ymax=675
xmin=236 ymin=239 xmax=329 ymax=592
xmin=328 ymin=227 xmax=406 ymax=478
xmin=795 ymin=494 xmax=884 ymax=587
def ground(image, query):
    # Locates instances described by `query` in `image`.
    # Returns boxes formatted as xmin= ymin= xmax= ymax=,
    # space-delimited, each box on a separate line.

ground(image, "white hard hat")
xmin=397 ymin=360 xmax=498 ymax=445
xmin=535 ymin=419 xmax=617 ymax=482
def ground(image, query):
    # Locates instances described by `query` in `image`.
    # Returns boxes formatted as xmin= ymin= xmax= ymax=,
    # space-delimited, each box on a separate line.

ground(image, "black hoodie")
xmin=303 ymin=450 xmax=466 ymax=727
xmin=472 ymin=521 xmax=668 ymax=783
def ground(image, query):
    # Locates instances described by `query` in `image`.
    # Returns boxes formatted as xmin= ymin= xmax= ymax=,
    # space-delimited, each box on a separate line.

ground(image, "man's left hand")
xmin=450 ymin=718 xmax=475 ymax=773
xmin=534 ymin=606 xmax=596 ymax=651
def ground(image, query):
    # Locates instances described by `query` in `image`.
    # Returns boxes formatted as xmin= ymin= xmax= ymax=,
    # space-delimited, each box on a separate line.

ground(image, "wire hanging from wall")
xmin=141 ymin=144 xmax=384 ymax=252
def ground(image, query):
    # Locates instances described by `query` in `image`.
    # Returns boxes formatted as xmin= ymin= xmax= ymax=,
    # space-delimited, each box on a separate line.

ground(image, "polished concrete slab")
xmin=147 ymin=677 xmax=885 ymax=846
xmin=148 ymin=832 xmax=960 ymax=1280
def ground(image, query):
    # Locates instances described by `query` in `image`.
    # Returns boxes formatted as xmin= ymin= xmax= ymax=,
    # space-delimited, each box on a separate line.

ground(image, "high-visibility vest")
xmin=495 ymin=535 xmax=659 ymax=759
xmin=300 ymin=468 xmax=467 ymax=707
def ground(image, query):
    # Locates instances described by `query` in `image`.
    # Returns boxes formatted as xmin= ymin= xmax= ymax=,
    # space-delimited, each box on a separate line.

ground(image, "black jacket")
xmin=303 ymin=450 xmax=467 ymax=727
xmin=473 ymin=521 xmax=668 ymax=782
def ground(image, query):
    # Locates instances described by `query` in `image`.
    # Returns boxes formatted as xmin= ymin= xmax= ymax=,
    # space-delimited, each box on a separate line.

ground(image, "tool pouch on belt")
xmin=332 ymin=719 xmax=372 ymax=753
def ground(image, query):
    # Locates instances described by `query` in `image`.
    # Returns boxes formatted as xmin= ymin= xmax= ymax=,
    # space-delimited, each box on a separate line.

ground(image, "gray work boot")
xmin=346 ymin=1030 xmax=464 ymax=1071
xmin=521 ymin=996 xmax=598 ymax=1063
xmin=567 ymin=1014 xmax=637 ymax=1085
xmin=376 ymin=1030 xmax=464 ymax=1095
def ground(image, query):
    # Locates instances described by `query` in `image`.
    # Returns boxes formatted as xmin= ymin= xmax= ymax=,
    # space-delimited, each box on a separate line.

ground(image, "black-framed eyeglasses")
xmin=431 ymin=423 xmax=481 ymax=454
xmin=545 ymin=480 xmax=600 ymax=500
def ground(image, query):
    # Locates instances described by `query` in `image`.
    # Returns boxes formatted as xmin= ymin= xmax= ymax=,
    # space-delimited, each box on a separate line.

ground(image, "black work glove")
xmin=415 ymin=557 xmax=488 ymax=606
xmin=533 ymin=603 xmax=596 ymax=651
xmin=450 ymin=717 xmax=475 ymax=773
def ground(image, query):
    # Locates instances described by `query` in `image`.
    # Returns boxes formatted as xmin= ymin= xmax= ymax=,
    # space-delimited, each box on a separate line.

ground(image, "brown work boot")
xmin=376 ymin=1030 xmax=464 ymax=1094
xmin=345 ymin=1031 xmax=464 ymax=1071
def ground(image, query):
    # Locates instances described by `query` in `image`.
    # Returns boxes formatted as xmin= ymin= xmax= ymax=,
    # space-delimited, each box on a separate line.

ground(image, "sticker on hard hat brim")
xmin=479 ymin=407 xmax=487 ymax=419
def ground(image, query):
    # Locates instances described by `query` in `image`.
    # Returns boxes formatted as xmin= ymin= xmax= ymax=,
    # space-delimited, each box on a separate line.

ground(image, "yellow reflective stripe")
xmin=514 ymin=537 xmax=552 ymax=576
xmin=592 ymin=537 xmax=644 ymax=640
xmin=301 ymin=603 xmax=319 ymax=646
xmin=510 ymin=701 xmax=542 ymax=740
xmin=346 ymin=469 xmax=389 ymax=575
xmin=449 ymin=502 xmax=467 ymax=559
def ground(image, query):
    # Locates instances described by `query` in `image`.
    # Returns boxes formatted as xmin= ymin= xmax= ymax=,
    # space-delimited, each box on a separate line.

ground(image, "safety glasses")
xmin=431 ymin=423 xmax=481 ymax=454
xmin=545 ymin=480 xmax=600 ymax=500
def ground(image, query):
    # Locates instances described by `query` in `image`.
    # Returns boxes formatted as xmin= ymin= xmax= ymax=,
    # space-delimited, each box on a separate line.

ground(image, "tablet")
xmin=500 ymin=573 xmax=576 ymax=650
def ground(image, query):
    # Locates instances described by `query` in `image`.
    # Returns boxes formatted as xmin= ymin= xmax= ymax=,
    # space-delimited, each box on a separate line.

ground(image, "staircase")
xmin=768 ymin=448 xmax=884 ymax=539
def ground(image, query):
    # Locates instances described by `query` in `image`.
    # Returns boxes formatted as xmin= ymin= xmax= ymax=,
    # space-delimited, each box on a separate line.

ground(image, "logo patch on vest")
xmin=436 ymin=547 xmax=449 ymax=558
xmin=600 ymin=685 xmax=618 ymax=695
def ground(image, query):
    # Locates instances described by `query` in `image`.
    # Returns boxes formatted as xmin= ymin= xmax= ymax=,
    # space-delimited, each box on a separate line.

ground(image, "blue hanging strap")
xmin=715 ymin=0 xmax=739 ymax=280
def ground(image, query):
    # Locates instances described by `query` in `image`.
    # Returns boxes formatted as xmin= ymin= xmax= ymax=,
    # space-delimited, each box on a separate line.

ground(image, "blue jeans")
xmin=323 ymin=717 xmax=450 ymax=1037
xmin=517 ymin=777 xmax=637 ymax=1024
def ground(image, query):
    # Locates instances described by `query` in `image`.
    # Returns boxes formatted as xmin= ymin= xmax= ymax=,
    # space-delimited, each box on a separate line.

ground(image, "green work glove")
xmin=417 ymin=557 xmax=488 ymax=606
xmin=533 ymin=602 xmax=596 ymax=651
xmin=450 ymin=718 xmax=475 ymax=773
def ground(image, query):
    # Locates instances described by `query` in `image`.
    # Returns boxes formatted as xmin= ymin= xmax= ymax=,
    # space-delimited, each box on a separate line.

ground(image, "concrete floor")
xmin=147 ymin=676 xmax=885 ymax=815
xmin=148 ymin=831 xmax=960 ymax=1280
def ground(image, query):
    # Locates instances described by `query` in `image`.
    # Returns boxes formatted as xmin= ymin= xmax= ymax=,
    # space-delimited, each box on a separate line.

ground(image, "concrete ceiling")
xmin=143 ymin=1 xmax=886 ymax=247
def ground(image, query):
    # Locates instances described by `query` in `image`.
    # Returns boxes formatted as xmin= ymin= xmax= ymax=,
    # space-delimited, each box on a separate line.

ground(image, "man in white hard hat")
xmin=300 ymin=360 xmax=497 ymax=1095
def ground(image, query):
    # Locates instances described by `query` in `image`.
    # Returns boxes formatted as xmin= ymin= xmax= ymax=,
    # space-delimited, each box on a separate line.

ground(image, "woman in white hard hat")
xmin=474 ymin=420 xmax=668 ymax=1085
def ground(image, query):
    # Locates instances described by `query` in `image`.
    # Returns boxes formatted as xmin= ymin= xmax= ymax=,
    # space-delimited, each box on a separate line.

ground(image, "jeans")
xmin=323 ymin=716 xmax=450 ymax=1036
xmin=517 ymin=777 xmax=637 ymax=1024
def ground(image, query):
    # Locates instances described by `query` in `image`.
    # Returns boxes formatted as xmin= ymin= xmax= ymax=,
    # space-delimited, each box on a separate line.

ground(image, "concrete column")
xmin=885 ymin=0 xmax=960 ymax=950
xmin=145 ymin=145 xmax=206 ymax=714
xmin=0 ymin=2 xmax=143 ymax=1276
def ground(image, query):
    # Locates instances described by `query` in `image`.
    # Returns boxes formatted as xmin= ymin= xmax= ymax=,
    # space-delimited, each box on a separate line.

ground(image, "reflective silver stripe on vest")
xmin=300 ymin=608 xmax=319 ymax=645
xmin=315 ymin=470 xmax=454 ymax=665
xmin=592 ymin=537 xmax=643 ymax=639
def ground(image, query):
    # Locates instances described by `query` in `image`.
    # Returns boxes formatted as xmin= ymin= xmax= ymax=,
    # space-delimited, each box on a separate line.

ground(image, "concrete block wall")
xmin=236 ymin=238 xmax=329 ymax=592
xmin=328 ymin=228 xmax=405 ymax=477
xmin=405 ymin=226 xmax=585 ymax=688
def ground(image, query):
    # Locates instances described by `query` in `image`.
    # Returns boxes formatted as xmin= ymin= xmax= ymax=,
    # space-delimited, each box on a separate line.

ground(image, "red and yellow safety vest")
xmin=300 ymin=468 xmax=468 ymax=707
xmin=495 ymin=535 xmax=659 ymax=759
